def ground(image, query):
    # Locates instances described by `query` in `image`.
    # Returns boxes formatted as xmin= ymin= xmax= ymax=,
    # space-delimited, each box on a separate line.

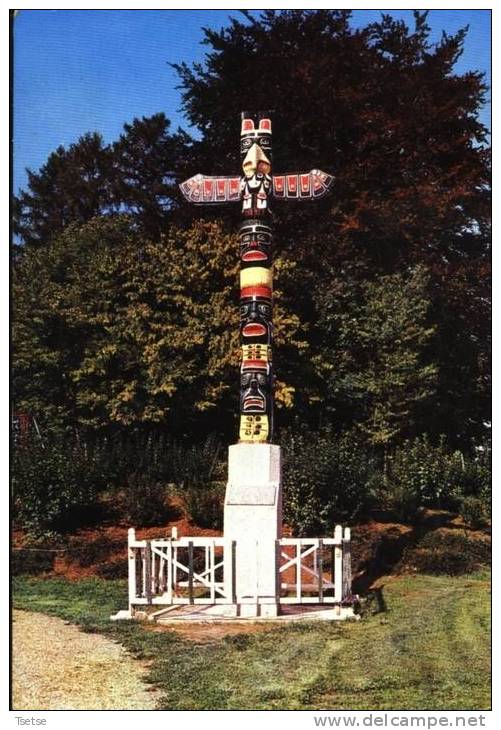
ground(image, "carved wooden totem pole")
xmin=180 ymin=111 xmax=333 ymax=444
xmin=180 ymin=112 xmax=333 ymax=616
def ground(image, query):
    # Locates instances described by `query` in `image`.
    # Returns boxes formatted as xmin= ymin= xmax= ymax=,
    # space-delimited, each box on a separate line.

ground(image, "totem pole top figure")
xmin=180 ymin=111 xmax=333 ymax=209
xmin=180 ymin=111 xmax=333 ymax=445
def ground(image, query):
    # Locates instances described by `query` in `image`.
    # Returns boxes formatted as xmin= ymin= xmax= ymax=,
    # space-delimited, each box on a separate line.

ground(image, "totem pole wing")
xmin=272 ymin=169 xmax=333 ymax=200
xmin=179 ymin=174 xmax=242 ymax=205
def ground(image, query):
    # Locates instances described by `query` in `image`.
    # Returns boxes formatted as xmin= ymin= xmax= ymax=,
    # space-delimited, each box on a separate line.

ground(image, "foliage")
xmin=13 ymin=216 xmax=238 ymax=435
xmin=12 ymin=436 xmax=104 ymax=539
xmin=458 ymin=496 xmax=490 ymax=530
xmin=379 ymin=435 xmax=491 ymax=522
xmin=110 ymin=113 xmax=191 ymax=238
xmin=121 ymin=472 xmax=171 ymax=527
xmin=315 ymin=265 xmax=438 ymax=448
xmin=14 ymin=132 xmax=113 ymax=247
xmin=13 ymin=114 xmax=190 ymax=246
xmin=175 ymin=434 xmax=225 ymax=529
xmin=401 ymin=529 xmax=490 ymax=575
xmin=13 ymin=571 xmax=491 ymax=709
xmin=281 ymin=426 xmax=376 ymax=535
xmin=182 ymin=481 xmax=225 ymax=531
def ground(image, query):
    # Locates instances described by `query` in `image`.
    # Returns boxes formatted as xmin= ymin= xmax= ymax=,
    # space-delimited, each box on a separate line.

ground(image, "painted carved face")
xmin=240 ymin=297 xmax=272 ymax=344
xmin=240 ymin=117 xmax=272 ymax=161
xmin=240 ymin=116 xmax=273 ymax=216
xmin=239 ymin=221 xmax=272 ymax=265
xmin=240 ymin=370 xmax=270 ymax=414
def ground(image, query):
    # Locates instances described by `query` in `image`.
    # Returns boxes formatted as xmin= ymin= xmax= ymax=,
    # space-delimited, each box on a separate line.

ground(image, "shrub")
xmin=281 ymin=426 xmax=375 ymax=535
xmin=183 ymin=481 xmax=225 ymax=530
xmin=381 ymin=435 xmax=491 ymax=522
xmin=174 ymin=435 xmax=225 ymax=529
xmin=12 ymin=436 xmax=102 ymax=540
xmin=11 ymin=548 xmax=57 ymax=575
xmin=400 ymin=529 xmax=491 ymax=575
xmin=459 ymin=496 xmax=490 ymax=529
xmin=121 ymin=472 xmax=171 ymax=526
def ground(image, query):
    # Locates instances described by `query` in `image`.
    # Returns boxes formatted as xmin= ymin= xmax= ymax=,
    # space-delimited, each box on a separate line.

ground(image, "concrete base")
xmin=111 ymin=603 xmax=359 ymax=623
xmin=224 ymin=443 xmax=282 ymax=610
xmin=151 ymin=604 xmax=359 ymax=623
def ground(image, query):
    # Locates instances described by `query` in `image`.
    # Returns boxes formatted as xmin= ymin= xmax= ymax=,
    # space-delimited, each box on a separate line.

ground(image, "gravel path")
xmin=12 ymin=610 xmax=159 ymax=710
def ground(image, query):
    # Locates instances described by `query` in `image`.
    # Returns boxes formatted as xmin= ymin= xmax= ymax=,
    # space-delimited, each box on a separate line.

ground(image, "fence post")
xmin=342 ymin=527 xmax=352 ymax=601
xmin=334 ymin=525 xmax=343 ymax=602
xmin=144 ymin=540 xmax=152 ymax=605
xmin=188 ymin=541 xmax=194 ymax=604
xmin=210 ymin=540 xmax=216 ymax=603
xmin=166 ymin=539 xmax=173 ymax=604
xmin=128 ymin=528 xmax=137 ymax=615
xmin=231 ymin=540 xmax=237 ymax=603
xmin=318 ymin=538 xmax=324 ymax=603
xmin=296 ymin=539 xmax=302 ymax=602
xmin=275 ymin=539 xmax=281 ymax=601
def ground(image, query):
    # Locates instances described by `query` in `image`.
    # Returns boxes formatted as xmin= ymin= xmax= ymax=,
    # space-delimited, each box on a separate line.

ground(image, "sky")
xmin=12 ymin=9 xmax=491 ymax=196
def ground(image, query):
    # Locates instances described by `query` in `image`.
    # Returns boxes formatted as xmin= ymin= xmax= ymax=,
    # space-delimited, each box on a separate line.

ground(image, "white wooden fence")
xmin=127 ymin=525 xmax=352 ymax=612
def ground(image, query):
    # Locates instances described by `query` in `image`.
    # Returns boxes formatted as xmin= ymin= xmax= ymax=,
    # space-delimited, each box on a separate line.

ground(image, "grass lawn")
xmin=12 ymin=571 xmax=491 ymax=711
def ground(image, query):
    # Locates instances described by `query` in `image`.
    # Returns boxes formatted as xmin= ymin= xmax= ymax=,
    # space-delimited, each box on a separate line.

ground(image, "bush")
xmin=281 ymin=426 xmax=376 ymax=535
xmin=459 ymin=496 xmax=490 ymax=529
xmin=177 ymin=435 xmax=225 ymax=529
xmin=381 ymin=435 xmax=491 ymax=522
xmin=183 ymin=481 xmax=225 ymax=530
xmin=12 ymin=436 xmax=103 ymax=540
xmin=11 ymin=548 xmax=57 ymax=575
xmin=400 ymin=529 xmax=490 ymax=575
xmin=121 ymin=472 xmax=172 ymax=526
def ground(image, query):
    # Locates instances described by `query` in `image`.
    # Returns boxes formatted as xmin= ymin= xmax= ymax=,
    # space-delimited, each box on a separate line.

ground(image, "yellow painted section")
xmin=239 ymin=415 xmax=269 ymax=442
xmin=241 ymin=344 xmax=271 ymax=362
xmin=240 ymin=267 xmax=272 ymax=289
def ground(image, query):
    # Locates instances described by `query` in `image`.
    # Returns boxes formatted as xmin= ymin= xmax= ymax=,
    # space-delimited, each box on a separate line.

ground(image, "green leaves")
xmin=316 ymin=265 xmax=438 ymax=448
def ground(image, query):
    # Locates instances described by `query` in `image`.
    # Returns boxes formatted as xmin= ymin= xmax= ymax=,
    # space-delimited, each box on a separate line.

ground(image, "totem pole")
xmin=180 ymin=111 xmax=333 ymax=444
xmin=180 ymin=112 xmax=333 ymax=616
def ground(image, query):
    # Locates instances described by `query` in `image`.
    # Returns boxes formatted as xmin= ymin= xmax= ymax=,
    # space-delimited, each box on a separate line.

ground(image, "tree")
xmin=14 ymin=132 xmax=113 ymax=247
xmin=314 ymin=265 xmax=438 ymax=449
xmin=110 ymin=113 xmax=192 ymax=238
xmin=173 ymin=9 xmax=490 ymax=446
xmin=12 ymin=215 xmax=307 ymax=436
xmin=13 ymin=115 xmax=194 ymax=246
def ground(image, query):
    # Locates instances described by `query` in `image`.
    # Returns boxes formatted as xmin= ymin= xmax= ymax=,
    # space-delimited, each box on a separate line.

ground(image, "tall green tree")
xmin=13 ymin=114 xmax=194 ymax=246
xmin=110 ymin=113 xmax=192 ymax=237
xmin=14 ymin=132 xmax=113 ymax=247
xmin=174 ymin=9 xmax=490 ymax=445
xmin=314 ymin=265 xmax=438 ymax=449
xmin=12 ymin=215 xmax=307 ymax=436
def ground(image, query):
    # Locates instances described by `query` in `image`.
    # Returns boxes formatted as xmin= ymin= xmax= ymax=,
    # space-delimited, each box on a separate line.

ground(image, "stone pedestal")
xmin=224 ymin=443 xmax=282 ymax=617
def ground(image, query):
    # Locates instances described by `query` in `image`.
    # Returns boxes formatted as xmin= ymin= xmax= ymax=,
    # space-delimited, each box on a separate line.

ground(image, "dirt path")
xmin=12 ymin=610 xmax=159 ymax=710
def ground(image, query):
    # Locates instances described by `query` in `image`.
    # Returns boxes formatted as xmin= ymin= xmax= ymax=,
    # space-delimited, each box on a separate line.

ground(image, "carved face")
xmin=240 ymin=296 xmax=272 ymax=344
xmin=240 ymin=117 xmax=272 ymax=161
xmin=239 ymin=221 xmax=272 ymax=265
xmin=240 ymin=116 xmax=272 ymax=217
xmin=240 ymin=370 xmax=270 ymax=414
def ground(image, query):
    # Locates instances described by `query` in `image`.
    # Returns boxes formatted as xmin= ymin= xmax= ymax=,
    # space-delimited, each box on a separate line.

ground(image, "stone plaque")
xmin=225 ymin=482 xmax=277 ymax=505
